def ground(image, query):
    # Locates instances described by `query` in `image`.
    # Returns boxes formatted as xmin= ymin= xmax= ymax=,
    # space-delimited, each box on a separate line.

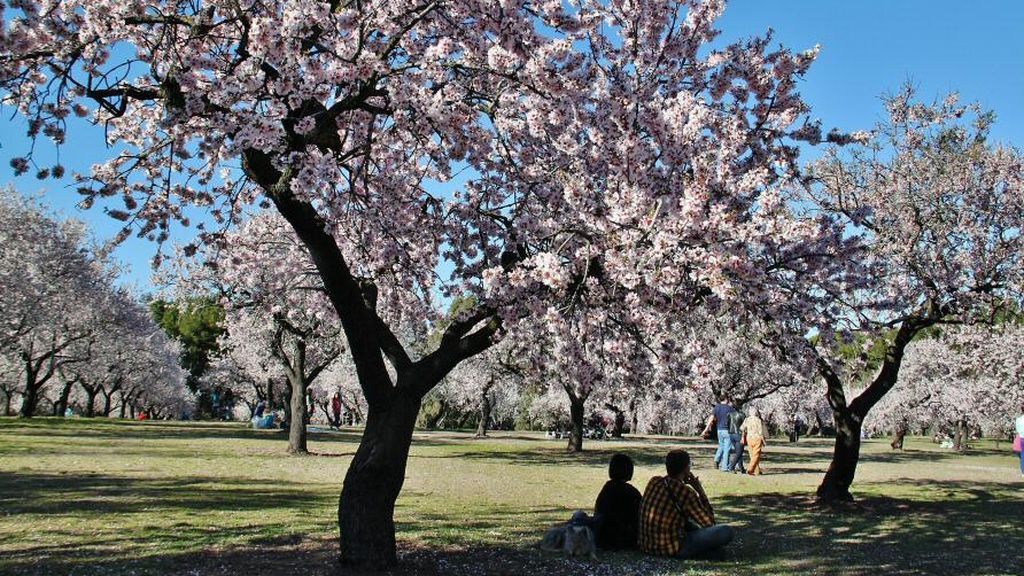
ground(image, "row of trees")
xmin=3 ymin=0 xmax=1022 ymax=568
xmin=0 ymin=189 xmax=189 ymax=419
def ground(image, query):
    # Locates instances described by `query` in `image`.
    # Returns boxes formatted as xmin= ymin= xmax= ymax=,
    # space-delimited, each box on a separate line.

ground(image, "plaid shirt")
xmin=638 ymin=475 xmax=716 ymax=556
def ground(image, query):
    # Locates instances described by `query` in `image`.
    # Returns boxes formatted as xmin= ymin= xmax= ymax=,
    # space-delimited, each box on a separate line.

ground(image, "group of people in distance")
xmin=587 ymin=451 xmax=734 ymax=559
xmin=701 ymin=396 xmax=767 ymax=475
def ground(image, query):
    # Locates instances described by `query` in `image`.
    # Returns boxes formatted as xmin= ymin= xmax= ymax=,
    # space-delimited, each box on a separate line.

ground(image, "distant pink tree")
xmin=195 ymin=213 xmax=344 ymax=454
xmin=800 ymin=88 xmax=1024 ymax=501
xmin=872 ymin=325 xmax=1024 ymax=450
xmin=433 ymin=339 xmax=522 ymax=437
xmin=0 ymin=188 xmax=112 ymax=416
xmin=61 ymin=290 xmax=185 ymax=418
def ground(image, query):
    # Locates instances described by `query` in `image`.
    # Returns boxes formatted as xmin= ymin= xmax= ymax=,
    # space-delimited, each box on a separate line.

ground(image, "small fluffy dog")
xmin=537 ymin=511 xmax=597 ymax=560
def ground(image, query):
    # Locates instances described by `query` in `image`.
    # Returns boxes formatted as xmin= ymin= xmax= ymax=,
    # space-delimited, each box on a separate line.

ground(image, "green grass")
xmin=0 ymin=418 xmax=1021 ymax=575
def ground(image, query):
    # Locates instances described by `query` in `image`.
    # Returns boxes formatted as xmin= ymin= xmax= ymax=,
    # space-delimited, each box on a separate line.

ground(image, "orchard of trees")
xmin=1 ymin=0 xmax=1022 ymax=570
xmin=0 ymin=189 xmax=189 ymax=419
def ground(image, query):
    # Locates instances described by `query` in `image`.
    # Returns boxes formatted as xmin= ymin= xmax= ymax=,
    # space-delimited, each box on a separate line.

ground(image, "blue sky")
xmin=1 ymin=1 xmax=1022 ymax=292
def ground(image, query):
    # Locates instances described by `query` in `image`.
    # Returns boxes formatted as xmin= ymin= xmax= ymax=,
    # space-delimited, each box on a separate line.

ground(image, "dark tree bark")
xmin=17 ymin=334 xmax=89 ymax=418
xmin=338 ymin=393 xmax=421 ymax=567
xmin=953 ymin=417 xmax=969 ymax=452
xmin=247 ymin=142 xmax=500 ymax=570
xmin=475 ymin=379 xmax=495 ymax=437
xmin=817 ymin=407 xmax=862 ymax=502
xmin=19 ymin=357 xmax=51 ymax=417
xmin=287 ymin=375 xmax=308 ymax=453
xmin=567 ymin=395 xmax=585 ymax=453
xmin=280 ymin=336 xmax=310 ymax=455
xmin=83 ymin=384 xmax=99 ymax=417
xmin=891 ymin=424 xmax=907 ymax=450
xmin=55 ymin=378 xmax=76 ymax=416
xmin=101 ymin=388 xmax=113 ymax=417
xmin=604 ymin=403 xmax=626 ymax=438
xmin=816 ymin=318 xmax=926 ymax=502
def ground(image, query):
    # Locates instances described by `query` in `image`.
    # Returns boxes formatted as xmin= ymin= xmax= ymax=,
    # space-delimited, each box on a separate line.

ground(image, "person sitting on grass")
xmin=593 ymin=453 xmax=642 ymax=550
xmin=639 ymin=449 xmax=734 ymax=559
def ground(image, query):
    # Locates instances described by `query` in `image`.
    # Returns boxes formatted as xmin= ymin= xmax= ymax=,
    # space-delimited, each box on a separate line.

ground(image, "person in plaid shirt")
xmin=639 ymin=450 xmax=734 ymax=558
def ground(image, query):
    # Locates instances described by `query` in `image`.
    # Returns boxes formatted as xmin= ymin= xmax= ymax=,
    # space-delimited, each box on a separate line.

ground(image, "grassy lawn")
xmin=0 ymin=418 xmax=1020 ymax=575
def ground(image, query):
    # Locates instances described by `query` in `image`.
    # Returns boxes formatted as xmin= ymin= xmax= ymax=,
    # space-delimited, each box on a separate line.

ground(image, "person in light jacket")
xmin=740 ymin=407 xmax=767 ymax=476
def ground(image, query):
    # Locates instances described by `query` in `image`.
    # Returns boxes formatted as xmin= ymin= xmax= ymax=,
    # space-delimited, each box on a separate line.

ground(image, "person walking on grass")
xmin=707 ymin=396 xmax=735 ymax=472
xmin=1014 ymin=404 xmax=1024 ymax=477
xmin=741 ymin=407 xmax=767 ymax=475
xmin=639 ymin=449 xmax=734 ymax=559
xmin=726 ymin=406 xmax=746 ymax=473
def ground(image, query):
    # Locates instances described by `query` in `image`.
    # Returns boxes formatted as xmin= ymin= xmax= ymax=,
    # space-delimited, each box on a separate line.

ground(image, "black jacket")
xmin=593 ymin=479 xmax=642 ymax=550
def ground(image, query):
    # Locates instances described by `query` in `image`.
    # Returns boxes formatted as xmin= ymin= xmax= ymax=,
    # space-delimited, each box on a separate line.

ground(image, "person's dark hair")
xmin=665 ymin=449 xmax=690 ymax=477
xmin=608 ymin=454 xmax=634 ymax=481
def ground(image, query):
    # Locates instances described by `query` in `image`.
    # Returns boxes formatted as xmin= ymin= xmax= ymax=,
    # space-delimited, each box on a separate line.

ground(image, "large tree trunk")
xmin=338 ymin=394 xmax=421 ymax=569
xmin=816 ymin=317 xmax=925 ymax=503
xmin=19 ymin=364 xmax=41 ymax=418
xmin=287 ymin=375 xmax=308 ymax=455
xmin=84 ymin=386 xmax=99 ymax=417
xmin=475 ymin=386 xmax=492 ymax=437
xmin=567 ymin=396 xmax=585 ymax=453
xmin=119 ymin=392 xmax=129 ymax=419
xmin=953 ymin=417 xmax=969 ymax=452
xmin=891 ymin=423 xmax=907 ymax=450
xmin=101 ymin=389 xmax=113 ymax=417
xmin=55 ymin=380 xmax=75 ymax=416
xmin=816 ymin=408 xmax=861 ymax=502
xmin=2 ymin=390 xmax=12 ymax=416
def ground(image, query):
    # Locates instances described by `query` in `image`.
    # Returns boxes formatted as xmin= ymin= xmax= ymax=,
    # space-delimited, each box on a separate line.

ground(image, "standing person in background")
xmin=331 ymin=392 xmax=343 ymax=429
xmin=741 ymin=407 xmax=767 ymax=475
xmin=1014 ymin=404 xmax=1024 ymax=477
xmin=710 ymin=397 xmax=735 ymax=472
xmin=726 ymin=406 xmax=746 ymax=473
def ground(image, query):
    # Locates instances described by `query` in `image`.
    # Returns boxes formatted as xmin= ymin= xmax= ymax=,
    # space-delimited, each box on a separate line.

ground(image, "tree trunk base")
xmin=815 ymin=483 xmax=855 ymax=503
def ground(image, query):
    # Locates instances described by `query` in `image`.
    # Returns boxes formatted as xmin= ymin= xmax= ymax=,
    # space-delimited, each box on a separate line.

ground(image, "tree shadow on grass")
xmin=0 ymin=470 xmax=328 ymax=515
xmin=2 ymin=469 xmax=1021 ymax=575
xmin=712 ymin=479 xmax=1023 ymax=576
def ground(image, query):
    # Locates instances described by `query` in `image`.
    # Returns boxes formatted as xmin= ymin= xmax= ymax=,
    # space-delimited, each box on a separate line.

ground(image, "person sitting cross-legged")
xmin=639 ymin=449 xmax=734 ymax=559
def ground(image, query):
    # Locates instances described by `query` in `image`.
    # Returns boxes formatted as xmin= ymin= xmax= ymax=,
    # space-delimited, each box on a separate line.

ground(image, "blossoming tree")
xmin=0 ymin=187 xmax=111 ymax=416
xmin=192 ymin=213 xmax=345 ymax=453
xmin=801 ymin=88 xmax=1024 ymax=501
xmin=2 ymin=0 xmax=854 ymax=566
